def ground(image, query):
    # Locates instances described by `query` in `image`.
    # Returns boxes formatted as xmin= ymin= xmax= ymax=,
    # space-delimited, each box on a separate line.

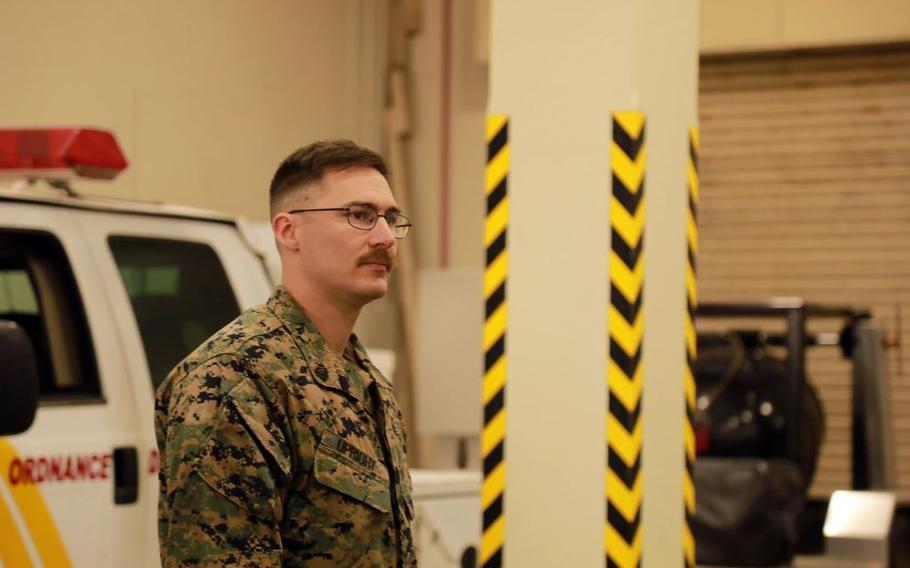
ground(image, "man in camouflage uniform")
xmin=155 ymin=140 xmax=417 ymax=567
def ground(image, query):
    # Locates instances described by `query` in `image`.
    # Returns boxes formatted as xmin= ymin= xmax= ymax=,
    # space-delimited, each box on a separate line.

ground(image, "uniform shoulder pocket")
xmin=313 ymin=431 xmax=391 ymax=513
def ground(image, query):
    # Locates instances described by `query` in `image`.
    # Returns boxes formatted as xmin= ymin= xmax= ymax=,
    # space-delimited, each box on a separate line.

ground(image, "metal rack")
xmin=695 ymin=299 xmax=893 ymax=491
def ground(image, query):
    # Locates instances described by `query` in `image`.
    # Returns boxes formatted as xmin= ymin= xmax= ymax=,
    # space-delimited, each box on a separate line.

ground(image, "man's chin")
xmin=353 ymin=281 xmax=389 ymax=303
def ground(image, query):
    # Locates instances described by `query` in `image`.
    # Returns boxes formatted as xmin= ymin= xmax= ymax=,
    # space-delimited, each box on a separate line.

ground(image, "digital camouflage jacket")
xmin=155 ymin=287 xmax=415 ymax=567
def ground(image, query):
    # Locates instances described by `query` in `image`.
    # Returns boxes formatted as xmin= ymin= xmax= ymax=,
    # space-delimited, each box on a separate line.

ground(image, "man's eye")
xmin=351 ymin=208 xmax=373 ymax=222
xmin=386 ymin=213 xmax=401 ymax=226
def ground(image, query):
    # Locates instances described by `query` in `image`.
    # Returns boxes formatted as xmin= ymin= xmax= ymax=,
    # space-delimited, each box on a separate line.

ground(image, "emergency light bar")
xmin=0 ymin=128 xmax=128 ymax=181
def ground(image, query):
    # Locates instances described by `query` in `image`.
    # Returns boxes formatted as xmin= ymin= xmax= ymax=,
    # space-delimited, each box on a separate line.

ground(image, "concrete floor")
xmin=699 ymin=556 xmax=878 ymax=568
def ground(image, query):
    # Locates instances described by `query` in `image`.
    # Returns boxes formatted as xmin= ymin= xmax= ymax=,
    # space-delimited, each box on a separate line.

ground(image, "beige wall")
xmin=640 ymin=0 xmax=700 ymax=565
xmin=0 ymin=0 xmax=387 ymax=222
xmin=407 ymin=0 xmax=487 ymax=270
xmin=405 ymin=0 xmax=488 ymax=470
xmin=13 ymin=0 xmax=899 ymax=230
xmin=0 ymin=0 xmax=406 ymax=410
xmin=485 ymin=0 xmax=697 ymax=566
xmin=412 ymin=0 xmax=910 ymax=269
xmin=487 ymin=1 xmax=626 ymax=563
xmin=701 ymin=0 xmax=910 ymax=54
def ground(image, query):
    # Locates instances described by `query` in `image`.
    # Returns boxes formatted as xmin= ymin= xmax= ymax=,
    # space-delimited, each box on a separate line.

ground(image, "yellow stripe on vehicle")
xmin=0 ymin=438 xmax=73 ymax=568
xmin=0 ymin=488 xmax=34 ymax=568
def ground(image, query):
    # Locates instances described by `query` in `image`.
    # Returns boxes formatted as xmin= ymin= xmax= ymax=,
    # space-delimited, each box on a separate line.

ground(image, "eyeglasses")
xmin=287 ymin=204 xmax=412 ymax=239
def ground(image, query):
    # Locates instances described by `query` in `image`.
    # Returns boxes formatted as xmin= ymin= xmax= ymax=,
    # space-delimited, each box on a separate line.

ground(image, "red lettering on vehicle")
xmin=34 ymin=457 xmax=48 ymax=483
xmin=8 ymin=458 xmax=22 ymax=485
xmin=89 ymin=455 xmax=99 ymax=479
xmin=149 ymin=449 xmax=160 ymax=474
xmin=99 ymin=454 xmax=111 ymax=480
xmin=50 ymin=456 xmax=62 ymax=478
xmin=77 ymin=455 xmax=90 ymax=478
xmin=63 ymin=456 xmax=76 ymax=481
xmin=6 ymin=453 xmax=115 ymax=485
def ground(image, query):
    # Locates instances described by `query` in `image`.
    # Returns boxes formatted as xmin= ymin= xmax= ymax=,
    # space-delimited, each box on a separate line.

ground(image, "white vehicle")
xmin=0 ymin=128 xmax=478 ymax=568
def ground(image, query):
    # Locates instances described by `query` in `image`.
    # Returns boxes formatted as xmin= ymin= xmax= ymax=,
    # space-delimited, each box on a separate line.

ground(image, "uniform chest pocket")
xmin=312 ymin=431 xmax=392 ymax=513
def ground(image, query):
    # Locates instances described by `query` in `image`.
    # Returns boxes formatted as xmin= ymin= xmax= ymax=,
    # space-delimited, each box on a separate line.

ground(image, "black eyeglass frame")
xmin=286 ymin=205 xmax=412 ymax=239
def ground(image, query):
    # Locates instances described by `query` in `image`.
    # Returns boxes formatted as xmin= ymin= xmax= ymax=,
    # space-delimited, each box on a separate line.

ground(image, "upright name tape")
xmin=607 ymin=111 xmax=646 ymax=568
xmin=482 ymin=115 xmax=509 ymax=568
xmin=683 ymin=126 xmax=700 ymax=568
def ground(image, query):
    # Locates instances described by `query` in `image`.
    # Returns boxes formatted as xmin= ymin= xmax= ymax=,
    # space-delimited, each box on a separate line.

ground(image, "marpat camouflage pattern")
xmin=155 ymin=287 xmax=416 ymax=567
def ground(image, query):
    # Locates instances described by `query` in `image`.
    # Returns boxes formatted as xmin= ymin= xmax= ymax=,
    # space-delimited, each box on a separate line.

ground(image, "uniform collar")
xmin=267 ymin=287 xmax=389 ymax=401
xmin=350 ymin=334 xmax=394 ymax=392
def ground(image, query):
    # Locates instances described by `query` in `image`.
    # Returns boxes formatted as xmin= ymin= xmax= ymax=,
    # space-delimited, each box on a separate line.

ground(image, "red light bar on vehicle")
xmin=0 ymin=128 xmax=128 ymax=180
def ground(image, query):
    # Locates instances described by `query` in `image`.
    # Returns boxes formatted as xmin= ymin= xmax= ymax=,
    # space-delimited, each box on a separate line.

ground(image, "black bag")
xmin=693 ymin=458 xmax=805 ymax=566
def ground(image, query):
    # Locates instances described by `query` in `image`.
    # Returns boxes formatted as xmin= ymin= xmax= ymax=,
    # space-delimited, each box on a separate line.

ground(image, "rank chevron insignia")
xmin=606 ymin=111 xmax=646 ymax=568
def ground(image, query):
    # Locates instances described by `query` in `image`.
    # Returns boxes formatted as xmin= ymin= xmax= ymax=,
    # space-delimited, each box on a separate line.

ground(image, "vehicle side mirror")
xmin=0 ymin=320 xmax=40 ymax=435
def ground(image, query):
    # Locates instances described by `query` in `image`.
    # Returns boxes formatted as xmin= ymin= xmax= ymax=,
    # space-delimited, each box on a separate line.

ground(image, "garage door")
xmin=698 ymin=44 xmax=910 ymax=497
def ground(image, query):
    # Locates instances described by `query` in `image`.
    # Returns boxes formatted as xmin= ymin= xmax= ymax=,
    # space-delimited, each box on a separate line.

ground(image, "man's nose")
xmin=370 ymin=216 xmax=396 ymax=247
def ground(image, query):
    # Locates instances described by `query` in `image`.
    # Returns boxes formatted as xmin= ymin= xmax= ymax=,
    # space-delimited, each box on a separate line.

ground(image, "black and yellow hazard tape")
xmin=482 ymin=114 xmax=509 ymax=568
xmin=683 ymin=126 xmax=699 ymax=568
xmin=607 ymin=111 xmax=646 ymax=568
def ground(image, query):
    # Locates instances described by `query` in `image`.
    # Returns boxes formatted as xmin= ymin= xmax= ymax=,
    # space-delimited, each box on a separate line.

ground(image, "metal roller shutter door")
xmin=698 ymin=44 xmax=910 ymax=498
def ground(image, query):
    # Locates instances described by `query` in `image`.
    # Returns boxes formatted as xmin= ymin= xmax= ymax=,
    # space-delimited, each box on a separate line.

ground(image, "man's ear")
xmin=273 ymin=213 xmax=299 ymax=251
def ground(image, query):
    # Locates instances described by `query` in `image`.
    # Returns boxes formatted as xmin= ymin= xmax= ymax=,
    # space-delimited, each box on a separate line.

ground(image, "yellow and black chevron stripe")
xmin=482 ymin=115 xmax=509 ymax=568
xmin=606 ymin=112 xmax=646 ymax=568
xmin=683 ymin=126 xmax=699 ymax=568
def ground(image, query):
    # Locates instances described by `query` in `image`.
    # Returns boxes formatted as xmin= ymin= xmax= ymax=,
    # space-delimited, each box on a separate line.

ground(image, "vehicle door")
xmin=73 ymin=208 xmax=272 ymax=567
xmin=0 ymin=200 xmax=145 ymax=568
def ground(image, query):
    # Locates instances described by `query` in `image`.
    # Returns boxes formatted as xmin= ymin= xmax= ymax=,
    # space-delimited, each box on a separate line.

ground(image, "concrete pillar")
xmin=485 ymin=1 xmax=698 ymax=566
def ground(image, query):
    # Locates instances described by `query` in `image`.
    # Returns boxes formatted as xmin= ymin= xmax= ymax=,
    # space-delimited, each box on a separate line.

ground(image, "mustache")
xmin=357 ymin=249 xmax=397 ymax=268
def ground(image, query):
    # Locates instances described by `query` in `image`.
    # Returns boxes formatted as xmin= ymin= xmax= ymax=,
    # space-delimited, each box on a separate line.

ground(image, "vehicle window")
xmin=108 ymin=237 xmax=240 ymax=389
xmin=0 ymin=231 xmax=101 ymax=401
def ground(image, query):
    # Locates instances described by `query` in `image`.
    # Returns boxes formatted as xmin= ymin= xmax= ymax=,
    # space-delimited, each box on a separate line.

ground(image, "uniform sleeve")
xmin=158 ymin=357 xmax=291 ymax=568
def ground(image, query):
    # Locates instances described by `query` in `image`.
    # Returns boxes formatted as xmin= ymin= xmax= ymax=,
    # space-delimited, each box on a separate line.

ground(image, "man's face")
xmin=289 ymin=166 xmax=399 ymax=306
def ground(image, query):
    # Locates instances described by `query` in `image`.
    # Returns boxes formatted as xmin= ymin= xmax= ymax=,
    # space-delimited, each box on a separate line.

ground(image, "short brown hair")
xmin=269 ymin=139 xmax=388 ymax=217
